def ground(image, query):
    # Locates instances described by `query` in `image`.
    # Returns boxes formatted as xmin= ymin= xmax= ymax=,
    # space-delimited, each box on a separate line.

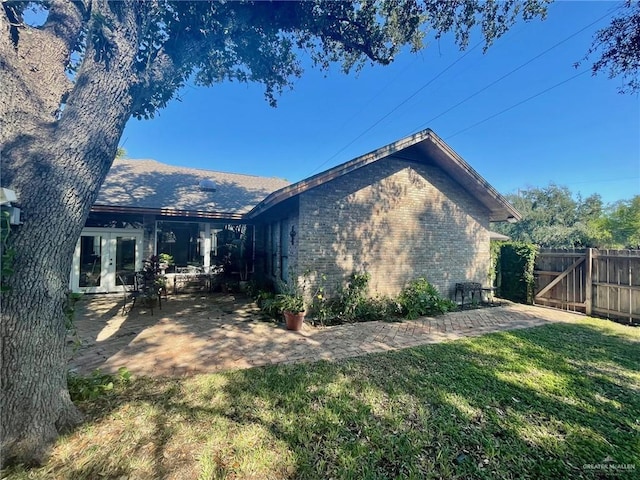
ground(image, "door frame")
xmin=70 ymin=228 xmax=144 ymax=293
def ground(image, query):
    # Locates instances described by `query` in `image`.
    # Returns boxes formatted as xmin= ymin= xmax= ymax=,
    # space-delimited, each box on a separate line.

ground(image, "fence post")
xmin=585 ymin=248 xmax=593 ymax=316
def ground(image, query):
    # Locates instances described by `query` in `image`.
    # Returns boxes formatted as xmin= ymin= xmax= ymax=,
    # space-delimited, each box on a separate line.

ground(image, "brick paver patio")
xmin=68 ymin=293 xmax=586 ymax=377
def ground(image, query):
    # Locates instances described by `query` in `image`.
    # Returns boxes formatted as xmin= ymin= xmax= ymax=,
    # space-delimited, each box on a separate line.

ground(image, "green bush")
xmin=497 ymin=242 xmax=538 ymax=304
xmin=308 ymin=276 xmax=333 ymax=325
xmin=67 ymin=367 xmax=131 ymax=402
xmin=354 ymin=295 xmax=402 ymax=322
xmin=398 ymin=278 xmax=457 ymax=319
xmin=263 ymin=272 xmax=460 ymax=325
xmin=333 ymin=272 xmax=370 ymax=322
xmin=255 ymin=291 xmax=280 ymax=318
xmin=308 ymin=272 xmax=400 ymax=325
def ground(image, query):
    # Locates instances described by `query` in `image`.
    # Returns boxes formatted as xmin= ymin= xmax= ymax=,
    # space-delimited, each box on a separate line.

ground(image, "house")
xmin=70 ymin=129 xmax=520 ymax=299
xmin=69 ymin=160 xmax=289 ymax=293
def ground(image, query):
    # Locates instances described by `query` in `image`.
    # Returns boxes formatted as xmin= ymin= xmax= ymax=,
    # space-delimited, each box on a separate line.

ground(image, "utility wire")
xmin=410 ymin=4 xmax=623 ymax=134
xmin=445 ymin=69 xmax=590 ymax=140
xmin=305 ymin=3 xmax=622 ymax=177
xmin=305 ymin=41 xmax=483 ymax=176
xmin=330 ymin=55 xmax=420 ymax=135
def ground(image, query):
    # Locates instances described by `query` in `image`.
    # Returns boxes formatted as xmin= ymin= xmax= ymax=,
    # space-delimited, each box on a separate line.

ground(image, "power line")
xmin=445 ymin=69 xmax=590 ymax=140
xmin=305 ymin=2 xmax=622 ymax=177
xmin=305 ymin=41 xmax=483 ymax=176
xmin=410 ymin=3 xmax=623 ymax=134
xmin=330 ymin=55 xmax=421 ymax=136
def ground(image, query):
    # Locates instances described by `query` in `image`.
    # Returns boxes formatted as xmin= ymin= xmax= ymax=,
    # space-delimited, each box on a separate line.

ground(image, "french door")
xmin=70 ymin=228 xmax=143 ymax=293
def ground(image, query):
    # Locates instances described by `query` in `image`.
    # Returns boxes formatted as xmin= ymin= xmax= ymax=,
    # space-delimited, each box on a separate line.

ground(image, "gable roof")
xmin=247 ymin=129 xmax=520 ymax=222
xmin=93 ymin=159 xmax=290 ymax=219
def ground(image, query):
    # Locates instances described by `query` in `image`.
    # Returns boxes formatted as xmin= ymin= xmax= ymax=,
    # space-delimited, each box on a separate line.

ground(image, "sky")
xmin=120 ymin=1 xmax=640 ymax=205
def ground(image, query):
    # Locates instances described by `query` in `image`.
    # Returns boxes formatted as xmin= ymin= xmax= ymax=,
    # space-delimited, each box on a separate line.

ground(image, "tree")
xmin=605 ymin=196 xmax=640 ymax=248
xmin=493 ymin=184 xmax=610 ymax=248
xmin=0 ymin=0 xmax=549 ymax=466
xmin=580 ymin=0 xmax=640 ymax=93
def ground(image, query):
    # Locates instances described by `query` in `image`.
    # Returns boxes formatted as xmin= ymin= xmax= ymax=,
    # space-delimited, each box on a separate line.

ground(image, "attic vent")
xmin=199 ymin=179 xmax=217 ymax=192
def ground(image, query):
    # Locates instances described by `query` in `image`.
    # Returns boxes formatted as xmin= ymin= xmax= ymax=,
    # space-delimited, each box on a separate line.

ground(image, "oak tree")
xmin=0 ymin=0 xmax=548 ymax=466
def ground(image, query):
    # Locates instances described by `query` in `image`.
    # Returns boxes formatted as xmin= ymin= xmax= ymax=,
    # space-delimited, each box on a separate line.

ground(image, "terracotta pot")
xmin=283 ymin=311 xmax=305 ymax=331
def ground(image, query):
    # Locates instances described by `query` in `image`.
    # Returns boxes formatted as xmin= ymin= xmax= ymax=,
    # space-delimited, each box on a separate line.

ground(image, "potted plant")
xmin=276 ymin=292 xmax=305 ymax=331
xmin=158 ymin=253 xmax=174 ymax=274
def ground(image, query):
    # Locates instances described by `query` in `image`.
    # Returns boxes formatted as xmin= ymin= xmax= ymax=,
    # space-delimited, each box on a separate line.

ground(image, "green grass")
xmin=4 ymin=317 xmax=639 ymax=479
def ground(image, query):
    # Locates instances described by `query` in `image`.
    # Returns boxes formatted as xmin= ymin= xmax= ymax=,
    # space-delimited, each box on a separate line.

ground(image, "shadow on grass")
xmin=6 ymin=321 xmax=639 ymax=479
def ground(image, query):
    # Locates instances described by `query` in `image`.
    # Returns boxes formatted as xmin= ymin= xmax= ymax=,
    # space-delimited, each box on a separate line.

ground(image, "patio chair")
xmin=123 ymin=271 xmax=164 ymax=315
xmin=118 ymin=273 xmax=141 ymax=315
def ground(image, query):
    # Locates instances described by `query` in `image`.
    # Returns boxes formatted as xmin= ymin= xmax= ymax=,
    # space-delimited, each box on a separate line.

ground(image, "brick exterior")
xmin=291 ymin=157 xmax=491 ymax=299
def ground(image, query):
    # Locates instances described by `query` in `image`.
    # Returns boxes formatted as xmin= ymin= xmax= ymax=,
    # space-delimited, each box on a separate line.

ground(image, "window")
xmin=157 ymin=221 xmax=201 ymax=268
xmin=280 ymin=220 xmax=289 ymax=282
xmin=266 ymin=224 xmax=272 ymax=274
xmin=156 ymin=221 xmax=253 ymax=274
xmin=271 ymin=222 xmax=279 ymax=277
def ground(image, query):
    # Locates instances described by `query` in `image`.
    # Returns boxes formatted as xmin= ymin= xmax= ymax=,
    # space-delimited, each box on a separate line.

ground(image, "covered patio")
xmin=68 ymin=294 xmax=586 ymax=377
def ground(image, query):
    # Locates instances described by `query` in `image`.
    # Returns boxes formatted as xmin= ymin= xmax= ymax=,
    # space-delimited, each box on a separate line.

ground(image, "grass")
xmin=4 ymin=317 xmax=639 ymax=479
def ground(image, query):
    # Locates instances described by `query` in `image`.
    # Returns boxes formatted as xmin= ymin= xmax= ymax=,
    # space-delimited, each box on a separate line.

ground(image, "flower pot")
xmin=284 ymin=311 xmax=305 ymax=331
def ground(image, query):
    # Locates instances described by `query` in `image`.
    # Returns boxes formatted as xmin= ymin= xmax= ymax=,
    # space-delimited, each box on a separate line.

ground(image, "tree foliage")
xmin=580 ymin=0 xmax=640 ymax=93
xmin=605 ymin=196 xmax=640 ymax=248
xmin=493 ymin=185 xmax=639 ymax=249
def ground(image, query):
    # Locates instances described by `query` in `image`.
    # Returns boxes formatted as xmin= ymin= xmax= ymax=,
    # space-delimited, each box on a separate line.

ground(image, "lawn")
xmin=4 ymin=317 xmax=639 ymax=479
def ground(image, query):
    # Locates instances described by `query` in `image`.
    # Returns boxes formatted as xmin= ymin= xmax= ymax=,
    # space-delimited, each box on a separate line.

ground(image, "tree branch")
xmin=43 ymin=0 xmax=89 ymax=54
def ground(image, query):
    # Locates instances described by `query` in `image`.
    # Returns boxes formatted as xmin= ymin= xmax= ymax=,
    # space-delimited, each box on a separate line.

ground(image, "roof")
xmin=93 ymin=159 xmax=290 ymax=219
xmin=248 ymin=129 xmax=521 ymax=222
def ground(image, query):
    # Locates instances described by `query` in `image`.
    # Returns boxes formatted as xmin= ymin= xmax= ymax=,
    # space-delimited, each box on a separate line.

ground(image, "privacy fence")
xmin=534 ymin=248 xmax=640 ymax=325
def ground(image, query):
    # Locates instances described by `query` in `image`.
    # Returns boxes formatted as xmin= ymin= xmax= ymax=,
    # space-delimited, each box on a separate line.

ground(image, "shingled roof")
xmin=93 ymin=159 xmax=290 ymax=219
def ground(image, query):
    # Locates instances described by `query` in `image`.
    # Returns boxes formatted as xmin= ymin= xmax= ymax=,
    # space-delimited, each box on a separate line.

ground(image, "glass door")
xmin=114 ymin=235 xmax=138 ymax=288
xmin=70 ymin=229 xmax=143 ymax=293
xmin=77 ymin=233 xmax=106 ymax=293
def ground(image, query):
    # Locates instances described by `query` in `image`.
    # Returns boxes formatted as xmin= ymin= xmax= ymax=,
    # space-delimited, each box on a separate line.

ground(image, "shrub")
xmin=333 ymin=272 xmax=370 ymax=322
xmin=308 ymin=276 xmax=333 ymax=326
xmin=255 ymin=291 xmax=281 ymax=319
xmin=498 ymin=242 xmax=538 ymax=304
xmin=355 ymin=295 xmax=402 ymax=322
xmin=246 ymin=274 xmax=275 ymax=298
xmin=398 ymin=278 xmax=457 ymax=319
xmin=67 ymin=367 xmax=132 ymax=402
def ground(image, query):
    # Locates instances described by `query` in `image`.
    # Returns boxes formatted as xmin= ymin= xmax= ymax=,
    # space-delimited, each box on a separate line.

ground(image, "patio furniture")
xmin=118 ymin=272 xmax=162 ymax=315
xmin=118 ymin=273 xmax=142 ymax=315
xmin=481 ymin=286 xmax=499 ymax=306
xmin=454 ymin=282 xmax=482 ymax=309
xmin=170 ymin=265 xmax=224 ymax=294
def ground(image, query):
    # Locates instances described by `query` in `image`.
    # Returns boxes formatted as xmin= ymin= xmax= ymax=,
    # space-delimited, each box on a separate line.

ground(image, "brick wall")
xmin=295 ymin=156 xmax=491 ymax=299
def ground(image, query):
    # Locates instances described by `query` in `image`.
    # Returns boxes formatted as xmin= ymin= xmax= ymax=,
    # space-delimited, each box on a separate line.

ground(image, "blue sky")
xmin=121 ymin=1 xmax=639 ymax=205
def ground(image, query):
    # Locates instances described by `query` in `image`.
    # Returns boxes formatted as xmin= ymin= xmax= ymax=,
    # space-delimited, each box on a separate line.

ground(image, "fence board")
xmin=534 ymin=248 xmax=639 ymax=325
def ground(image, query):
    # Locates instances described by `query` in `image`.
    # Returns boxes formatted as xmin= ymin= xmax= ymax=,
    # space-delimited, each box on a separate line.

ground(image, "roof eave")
xmin=422 ymin=133 xmax=521 ymax=222
xmin=248 ymin=128 xmax=521 ymax=222
xmin=90 ymin=205 xmax=245 ymax=221
xmin=247 ymin=129 xmax=435 ymax=219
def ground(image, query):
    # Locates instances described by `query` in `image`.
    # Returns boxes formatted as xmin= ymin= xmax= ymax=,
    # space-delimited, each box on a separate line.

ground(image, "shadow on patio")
xmin=67 ymin=292 xmax=310 ymax=377
xmin=68 ymin=293 xmax=591 ymax=379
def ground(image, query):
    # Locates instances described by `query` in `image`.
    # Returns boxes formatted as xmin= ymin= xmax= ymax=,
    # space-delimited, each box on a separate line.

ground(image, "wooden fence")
xmin=534 ymin=248 xmax=640 ymax=324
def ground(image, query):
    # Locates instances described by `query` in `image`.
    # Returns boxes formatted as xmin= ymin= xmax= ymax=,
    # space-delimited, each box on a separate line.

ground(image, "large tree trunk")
xmin=0 ymin=1 xmax=141 ymax=465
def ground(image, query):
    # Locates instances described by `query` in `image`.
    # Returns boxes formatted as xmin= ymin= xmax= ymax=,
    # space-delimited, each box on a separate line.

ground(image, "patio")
xmin=68 ymin=293 xmax=586 ymax=377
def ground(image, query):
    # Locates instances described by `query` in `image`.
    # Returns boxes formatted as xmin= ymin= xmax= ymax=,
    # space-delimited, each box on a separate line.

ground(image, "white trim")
xmin=70 ymin=228 xmax=143 ymax=293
